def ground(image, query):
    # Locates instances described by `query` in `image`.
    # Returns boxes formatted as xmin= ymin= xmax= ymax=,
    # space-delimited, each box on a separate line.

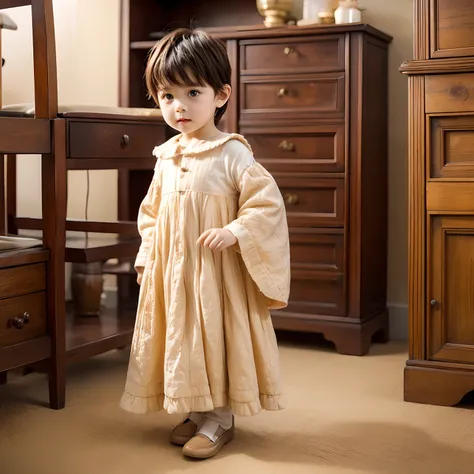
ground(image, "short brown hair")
xmin=145 ymin=29 xmax=231 ymax=125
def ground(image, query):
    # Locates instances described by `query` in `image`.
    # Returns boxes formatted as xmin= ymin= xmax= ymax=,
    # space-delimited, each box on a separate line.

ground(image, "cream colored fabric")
xmin=120 ymin=133 xmax=290 ymax=417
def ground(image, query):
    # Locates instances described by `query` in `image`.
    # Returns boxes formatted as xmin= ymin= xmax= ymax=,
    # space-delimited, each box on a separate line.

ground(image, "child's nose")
xmin=175 ymin=100 xmax=187 ymax=113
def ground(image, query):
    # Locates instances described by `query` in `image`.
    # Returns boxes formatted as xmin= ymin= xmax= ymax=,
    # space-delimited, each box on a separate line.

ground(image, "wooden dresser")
xmin=119 ymin=0 xmax=391 ymax=355
xmin=401 ymin=0 xmax=474 ymax=404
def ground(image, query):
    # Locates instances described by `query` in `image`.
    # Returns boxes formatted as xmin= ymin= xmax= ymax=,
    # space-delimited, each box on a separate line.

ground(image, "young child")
xmin=120 ymin=28 xmax=290 ymax=459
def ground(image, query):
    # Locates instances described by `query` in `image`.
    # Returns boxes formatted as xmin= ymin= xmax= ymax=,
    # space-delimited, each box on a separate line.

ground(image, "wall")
xmin=359 ymin=0 xmax=412 ymax=339
xmin=1 ymin=0 xmax=413 ymax=338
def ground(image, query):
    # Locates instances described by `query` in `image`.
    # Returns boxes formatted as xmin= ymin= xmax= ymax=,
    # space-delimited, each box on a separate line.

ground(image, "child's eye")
xmin=189 ymin=90 xmax=200 ymax=98
xmin=162 ymin=93 xmax=173 ymax=100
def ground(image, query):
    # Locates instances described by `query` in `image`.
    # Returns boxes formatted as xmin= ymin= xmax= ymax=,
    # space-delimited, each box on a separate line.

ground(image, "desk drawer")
xmin=0 ymin=292 xmax=47 ymax=348
xmin=277 ymin=177 xmax=345 ymax=227
xmin=240 ymin=35 xmax=346 ymax=74
xmin=240 ymin=73 xmax=345 ymax=121
xmin=244 ymin=124 xmax=345 ymax=173
xmin=0 ymin=263 xmax=46 ymax=299
xmin=68 ymin=121 xmax=166 ymax=159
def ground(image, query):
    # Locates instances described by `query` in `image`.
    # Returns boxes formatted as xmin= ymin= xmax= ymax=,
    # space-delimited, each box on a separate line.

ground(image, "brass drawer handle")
xmin=283 ymin=47 xmax=293 ymax=55
xmin=279 ymin=140 xmax=295 ymax=152
xmin=277 ymin=88 xmax=289 ymax=98
xmin=283 ymin=193 xmax=299 ymax=205
xmin=10 ymin=312 xmax=31 ymax=330
xmin=121 ymin=134 xmax=130 ymax=148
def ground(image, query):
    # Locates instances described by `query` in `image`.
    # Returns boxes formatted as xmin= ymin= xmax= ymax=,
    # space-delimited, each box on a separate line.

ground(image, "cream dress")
xmin=120 ymin=133 xmax=290 ymax=417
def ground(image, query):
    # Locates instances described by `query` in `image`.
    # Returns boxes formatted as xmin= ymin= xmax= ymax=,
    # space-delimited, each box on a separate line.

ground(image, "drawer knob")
xmin=277 ymin=88 xmax=289 ymax=98
xmin=283 ymin=47 xmax=293 ymax=55
xmin=283 ymin=193 xmax=299 ymax=205
xmin=121 ymin=134 xmax=130 ymax=148
xmin=430 ymin=299 xmax=438 ymax=306
xmin=10 ymin=312 xmax=30 ymax=330
xmin=279 ymin=140 xmax=295 ymax=152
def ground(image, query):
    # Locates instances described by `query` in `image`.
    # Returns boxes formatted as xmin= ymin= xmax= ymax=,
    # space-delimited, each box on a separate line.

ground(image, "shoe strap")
xmin=197 ymin=419 xmax=221 ymax=443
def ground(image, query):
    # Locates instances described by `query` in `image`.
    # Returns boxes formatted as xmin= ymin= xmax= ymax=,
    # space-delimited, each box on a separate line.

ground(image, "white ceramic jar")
xmin=334 ymin=2 xmax=350 ymax=23
xmin=334 ymin=0 xmax=361 ymax=24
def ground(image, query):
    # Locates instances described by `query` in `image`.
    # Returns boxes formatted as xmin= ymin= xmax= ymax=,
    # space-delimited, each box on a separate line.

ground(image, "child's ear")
xmin=216 ymin=84 xmax=231 ymax=107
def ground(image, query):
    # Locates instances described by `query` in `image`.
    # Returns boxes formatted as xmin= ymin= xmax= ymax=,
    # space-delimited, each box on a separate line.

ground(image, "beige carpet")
xmin=2 ymin=338 xmax=474 ymax=474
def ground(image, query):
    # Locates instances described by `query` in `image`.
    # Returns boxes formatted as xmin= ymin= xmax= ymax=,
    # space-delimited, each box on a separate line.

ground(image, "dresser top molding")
xmin=131 ymin=23 xmax=392 ymax=50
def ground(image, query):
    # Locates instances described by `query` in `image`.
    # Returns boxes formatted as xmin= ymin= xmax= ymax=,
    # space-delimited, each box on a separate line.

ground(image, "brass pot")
xmin=318 ymin=0 xmax=340 ymax=23
xmin=257 ymin=0 xmax=293 ymax=27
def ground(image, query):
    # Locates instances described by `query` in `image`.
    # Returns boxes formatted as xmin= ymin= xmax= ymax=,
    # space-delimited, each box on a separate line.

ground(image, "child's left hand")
xmin=197 ymin=228 xmax=237 ymax=251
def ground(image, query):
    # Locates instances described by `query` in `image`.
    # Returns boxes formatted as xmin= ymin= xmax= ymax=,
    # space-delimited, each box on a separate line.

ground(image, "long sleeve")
xmin=134 ymin=167 xmax=161 ymax=271
xmin=224 ymin=162 xmax=291 ymax=309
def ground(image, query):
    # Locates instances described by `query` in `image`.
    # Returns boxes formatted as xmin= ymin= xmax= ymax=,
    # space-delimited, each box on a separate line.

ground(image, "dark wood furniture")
xmin=10 ymin=111 xmax=165 ymax=364
xmin=0 ymin=0 xmax=164 ymax=408
xmin=0 ymin=0 xmax=62 ymax=408
xmin=119 ymin=0 xmax=391 ymax=355
xmin=401 ymin=0 xmax=474 ymax=405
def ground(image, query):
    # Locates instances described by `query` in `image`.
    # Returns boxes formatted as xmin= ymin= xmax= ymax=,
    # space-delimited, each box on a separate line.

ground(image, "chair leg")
xmin=48 ymin=363 xmax=66 ymax=409
xmin=0 ymin=371 xmax=7 ymax=385
xmin=42 ymin=121 xmax=68 ymax=410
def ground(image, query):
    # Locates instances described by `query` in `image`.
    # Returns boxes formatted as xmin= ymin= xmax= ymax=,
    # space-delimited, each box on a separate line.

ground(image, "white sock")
xmin=197 ymin=406 xmax=233 ymax=442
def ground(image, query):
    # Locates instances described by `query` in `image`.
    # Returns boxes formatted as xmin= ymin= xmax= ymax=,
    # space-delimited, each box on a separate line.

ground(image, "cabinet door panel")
xmin=429 ymin=216 xmax=474 ymax=363
xmin=430 ymin=0 xmax=474 ymax=58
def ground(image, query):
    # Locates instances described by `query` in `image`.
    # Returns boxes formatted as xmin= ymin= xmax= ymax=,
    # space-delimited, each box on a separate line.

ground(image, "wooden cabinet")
xmin=119 ymin=0 xmax=391 ymax=355
xmin=401 ymin=0 xmax=474 ymax=405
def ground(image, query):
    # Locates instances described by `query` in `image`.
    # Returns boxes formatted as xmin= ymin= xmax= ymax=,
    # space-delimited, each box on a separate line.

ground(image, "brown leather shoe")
xmin=169 ymin=418 xmax=199 ymax=446
xmin=182 ymin=423 xmax=234 ymax=459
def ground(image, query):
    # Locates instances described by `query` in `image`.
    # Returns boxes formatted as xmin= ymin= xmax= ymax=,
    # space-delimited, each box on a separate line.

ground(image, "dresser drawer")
xmin=287 ymin=271 xmax=345 ymax=316
xmin=240 ymin=35 xmax=346 ymax=75
xmin=429 ymin=115 xmax=474 ymax=178
xmin=244 ymin=124 xmax=345 ymax=173
xmin=290 ymin=230 xmax=344 ymax=273
xmin=240 ymin=73 xmax=345 ymax=122
xmin=277 ymin=177 xmax=344 ymax=227
xmin=0 ymin=292 xmax=47 ymax=348
xmin=68 ymin=121 xmax=166 ymax=158
xmin=0 ymin=263 xmax=46 ymax=299
xmin=426 ymin=74 xmax=474 ymax=114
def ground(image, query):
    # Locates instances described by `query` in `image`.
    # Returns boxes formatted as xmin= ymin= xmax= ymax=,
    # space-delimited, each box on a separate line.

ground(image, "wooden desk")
xmin=4 ymin=112 xmax=165 ymax=405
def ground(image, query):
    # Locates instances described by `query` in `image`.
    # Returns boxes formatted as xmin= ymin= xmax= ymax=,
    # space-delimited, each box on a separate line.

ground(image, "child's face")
xmin=157 ymin=81 xmax=230 ymax=137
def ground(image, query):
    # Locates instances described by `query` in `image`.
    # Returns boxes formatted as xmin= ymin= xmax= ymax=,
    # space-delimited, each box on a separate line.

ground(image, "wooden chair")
xmin=0 ymin=0 xmax=164 ymax=409
xmin=0 ymin=0 xmax=63 ymax=407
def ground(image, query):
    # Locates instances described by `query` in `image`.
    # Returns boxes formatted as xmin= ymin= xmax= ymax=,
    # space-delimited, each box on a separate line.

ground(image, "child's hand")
xmin=197 ymin=228 xmax=237 ymax=251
